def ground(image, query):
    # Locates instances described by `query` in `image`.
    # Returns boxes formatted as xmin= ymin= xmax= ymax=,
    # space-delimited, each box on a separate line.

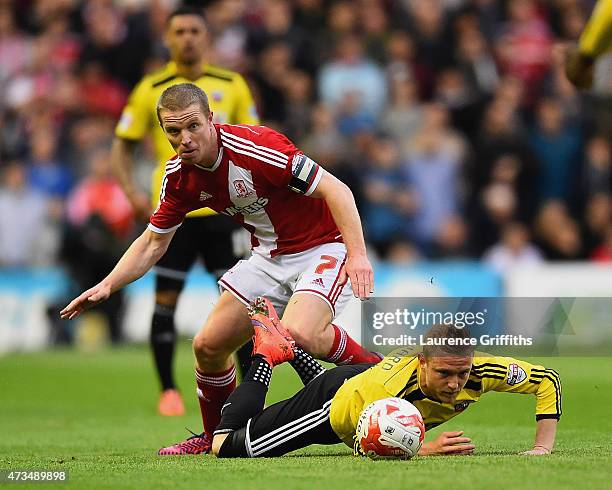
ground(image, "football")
xmin=356 ymin=397 xmax=425 ymax=460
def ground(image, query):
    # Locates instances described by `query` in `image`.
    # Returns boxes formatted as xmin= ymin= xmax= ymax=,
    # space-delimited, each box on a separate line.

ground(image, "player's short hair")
xmin=166 ymin=5 xmax=206 ymax=27
xmin=156 ymin=83 xmax=211 ymax=125
xmin=421 ymin=324 xmax=475 ymax=359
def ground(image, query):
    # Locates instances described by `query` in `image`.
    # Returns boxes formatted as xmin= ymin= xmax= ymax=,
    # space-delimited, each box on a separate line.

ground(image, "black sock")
xmin=150 ymin=304 xmax=176 ymax=391
xmin=215 ymin=356 xmax=271 ymax=434
xmin=236 ymin=340 xmax=254 ymax=377
xmin=290 ymin=347 xmax=326 ymax=386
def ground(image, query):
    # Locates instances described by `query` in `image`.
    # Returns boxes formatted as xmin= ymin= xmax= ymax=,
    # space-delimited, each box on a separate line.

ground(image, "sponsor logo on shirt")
xmin=506 ymin=364 xmax=527 ymax=385
xmin=224 ymin=197 xmax=269 ymax=216
xmin=454 ymin=400 xmax=471 ymax=412
xmin=199 ymin=191 xmax=212 ymax=201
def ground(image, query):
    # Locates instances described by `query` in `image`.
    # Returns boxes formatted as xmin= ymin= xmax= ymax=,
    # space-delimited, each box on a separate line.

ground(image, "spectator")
xmin=26 ymin=131 xmax=73 ymax=199
xmin=495 ymin=0 xmax=553 ymax=104
xmin=533 ymin=200 xmax=584 ymax=260
xmin=0 ymin=161 xmax=58 ymax=267
xmin=66 ymin=147 xmax=133 ymax=240
xmin=455 ymin=19 xmax=499 ymax=97
xmin=61 ymin=147 xmax=134 ymax=344
xmin=582 ymin=193 xmax=612 ymax=255
xmin=530 ymin=97 xmax=582 ymax=204
xmin=582 ymin=135 xmax=611 ymax=197
xmin=402 ymin=104 xmax=466 ymax=254
xmin=319 ymin=34 xmax=387 ymax=119
xmin=380 ymin=74 xmax=423 ymax=149
xmin=282 ymin=69 xmax=313 ymax=142
xmin=483 ymin=222 xmax=543 ymax=273
xmin=361 ymin=135 xmax=414 ymax=256
xmin=0 ymin=5 xmax=32 ymax=85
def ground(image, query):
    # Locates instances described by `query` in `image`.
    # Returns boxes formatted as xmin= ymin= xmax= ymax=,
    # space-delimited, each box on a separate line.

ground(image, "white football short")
xmin=218 ymin=242 xmax=352 ymax=318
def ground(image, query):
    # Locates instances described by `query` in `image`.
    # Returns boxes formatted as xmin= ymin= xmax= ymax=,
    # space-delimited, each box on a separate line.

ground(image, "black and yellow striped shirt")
xmin=329 ymin=349 xmax=561 ymax=448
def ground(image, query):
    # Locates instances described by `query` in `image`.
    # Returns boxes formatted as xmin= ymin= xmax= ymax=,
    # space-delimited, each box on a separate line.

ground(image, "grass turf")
xmin=0 ymin=343 xmax=611 ymax=490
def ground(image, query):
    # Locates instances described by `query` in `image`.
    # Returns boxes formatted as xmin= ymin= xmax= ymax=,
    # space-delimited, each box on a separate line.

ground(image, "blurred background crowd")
xmin=1 ymin=0 xmax=612 ymax=279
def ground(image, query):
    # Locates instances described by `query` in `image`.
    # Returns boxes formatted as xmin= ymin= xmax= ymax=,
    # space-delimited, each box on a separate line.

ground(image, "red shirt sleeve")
xmin=148 ymin=161 xmax=191 ymax=233
xmin=252 ymin=127 xmax=324 ymax=195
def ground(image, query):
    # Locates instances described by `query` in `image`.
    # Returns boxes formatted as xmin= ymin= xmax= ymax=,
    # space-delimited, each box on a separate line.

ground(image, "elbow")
xmin=335 ymin=179 xmax=354 ymax=202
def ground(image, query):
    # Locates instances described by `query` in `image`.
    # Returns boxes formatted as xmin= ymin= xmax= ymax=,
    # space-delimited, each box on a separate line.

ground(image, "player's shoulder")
xmin=203 ymin=64 xmax=243 ymax=83
xmin=218 ymin=124 xmax=296 ymax=157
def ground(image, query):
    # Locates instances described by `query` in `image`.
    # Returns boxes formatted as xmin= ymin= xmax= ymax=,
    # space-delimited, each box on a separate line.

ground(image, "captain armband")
xmin=288 ymin=154 xmax=322 ymax=195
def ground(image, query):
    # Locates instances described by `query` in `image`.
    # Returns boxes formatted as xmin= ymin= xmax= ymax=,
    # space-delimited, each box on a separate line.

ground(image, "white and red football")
xmin=356 ymin=397 xmax=425 ymax=460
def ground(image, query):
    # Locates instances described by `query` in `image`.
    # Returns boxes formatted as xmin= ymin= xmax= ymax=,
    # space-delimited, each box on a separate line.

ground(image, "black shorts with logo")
xmin=154 ymin=215 xmax=240 ymax=287
xmin=218 ymin=363 xmax=372 ymax=458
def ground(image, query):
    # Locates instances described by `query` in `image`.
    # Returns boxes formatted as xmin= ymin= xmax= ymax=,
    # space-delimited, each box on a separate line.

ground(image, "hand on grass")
xmin=418 ymin=431 xmax=475 ymax=456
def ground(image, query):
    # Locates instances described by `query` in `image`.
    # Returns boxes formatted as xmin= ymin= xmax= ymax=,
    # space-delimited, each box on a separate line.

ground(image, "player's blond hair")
xmin=422 ymin=324 xmax=475 ymax=359
xmin=156 ymin=83 xmax=211 ymax=125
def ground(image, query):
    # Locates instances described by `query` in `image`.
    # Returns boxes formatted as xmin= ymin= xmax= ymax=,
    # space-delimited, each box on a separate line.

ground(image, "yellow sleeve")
xmin=475 ymin=356 xmax=562 ymax=421
xmin=579 ymin=0 xmax=612 ymax=58
xmin=230 ymin=74 xmax=260 ymax=125
xmin=115 ymin=79 xmax=153 ymax=141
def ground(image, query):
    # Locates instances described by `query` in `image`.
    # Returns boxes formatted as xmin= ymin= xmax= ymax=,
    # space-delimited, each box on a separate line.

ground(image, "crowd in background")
xmin=1 ymin=0 xmax=612 ymax=276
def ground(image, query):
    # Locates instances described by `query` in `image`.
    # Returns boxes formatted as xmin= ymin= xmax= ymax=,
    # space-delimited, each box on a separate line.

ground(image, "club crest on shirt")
xmin=506 ymin=364 xmax=527 ymax=385
xmin=233 ymin=179 xmax=253 ymax=198
xmin=454 ymin=400 xmax=471 ymax=412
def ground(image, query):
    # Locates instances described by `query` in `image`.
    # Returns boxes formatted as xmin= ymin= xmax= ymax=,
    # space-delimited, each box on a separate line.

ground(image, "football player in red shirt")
xmin=61 ymin=83 xmax=381 ymax=455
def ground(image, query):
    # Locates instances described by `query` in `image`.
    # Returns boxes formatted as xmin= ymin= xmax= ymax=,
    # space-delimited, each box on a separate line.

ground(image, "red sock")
xmin=326 ymin=324 xmax=382 ymax=365
xmin=195 ymin=365 xmax=236 ymax=437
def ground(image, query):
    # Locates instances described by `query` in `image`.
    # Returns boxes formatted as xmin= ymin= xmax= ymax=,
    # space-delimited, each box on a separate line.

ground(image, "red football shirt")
xmin=149 ymin=124 xmax=342 ymax=257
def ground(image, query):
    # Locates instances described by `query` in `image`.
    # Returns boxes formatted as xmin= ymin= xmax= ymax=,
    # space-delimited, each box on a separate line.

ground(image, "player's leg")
xmin=214 ymin=362 xmax=371 ymax=458
xmin=150 ymin=220 xmax=198 ymax=416
xmin=197 ymin=214 xmax=254 ymax=375
xmin=283 ymin=243 xmax=382 ymax=365
xmin=251 ymin=297 xmax=327 ymax=386
xmin=192 ymin=291 xmax=253 ymax=434
xmin=158 ymin=290 xmax=253 ymax=455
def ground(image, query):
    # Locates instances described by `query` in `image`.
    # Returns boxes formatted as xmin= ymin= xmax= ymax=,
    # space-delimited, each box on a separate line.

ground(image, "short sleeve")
xmin=115 ymin=79 xmax=151 ymax=141
xmin=148 ymin=163 xmax=190 ymax=233
xmin=241 ymin=127 xmax=324 ymax=195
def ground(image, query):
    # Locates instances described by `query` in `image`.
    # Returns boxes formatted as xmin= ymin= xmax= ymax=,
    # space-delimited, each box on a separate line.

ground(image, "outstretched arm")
xmin=310 ymin=171 xmax=373 ymax=300
xmin=60 ymin=228 xmax=175 ymax=319
xmin=521 ymin=418 xmax=558 ymax=455
xmin=477 ymin=356 xmax=561 ymax=455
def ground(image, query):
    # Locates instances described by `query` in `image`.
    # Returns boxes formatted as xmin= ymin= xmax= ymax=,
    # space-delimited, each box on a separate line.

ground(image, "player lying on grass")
xmin=61 ymin=83 xmax=381 ymax=455
xmin=211 ymin=299 xmax=561 ymax=458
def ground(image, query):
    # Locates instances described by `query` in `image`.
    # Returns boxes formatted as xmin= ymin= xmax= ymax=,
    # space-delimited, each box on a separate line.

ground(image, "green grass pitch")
xmin=1 ymin=343 xmax=611 ymax=490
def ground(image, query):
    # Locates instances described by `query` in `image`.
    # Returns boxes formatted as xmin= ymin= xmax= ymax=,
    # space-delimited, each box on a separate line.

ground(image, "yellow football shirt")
xmin=579 ymin=0 xmax=612 ymax=58
xmin=328 ymin=348 xmax=562 ymax=450
xmin=115 ymin=61 xmax=259 ymax=217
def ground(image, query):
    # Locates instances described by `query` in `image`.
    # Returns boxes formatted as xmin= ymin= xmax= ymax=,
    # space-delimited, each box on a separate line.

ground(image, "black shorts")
xmin=218 ymin=363 xmax=372 ymax=458
xmin=154 ymin=215 xmax=239 ymax=285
